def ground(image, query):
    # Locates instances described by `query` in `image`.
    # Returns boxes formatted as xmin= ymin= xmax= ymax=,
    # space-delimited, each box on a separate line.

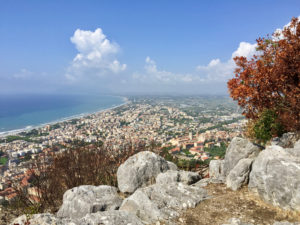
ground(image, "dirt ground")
xmin=178 ymin=183 xmax=300 ymax=225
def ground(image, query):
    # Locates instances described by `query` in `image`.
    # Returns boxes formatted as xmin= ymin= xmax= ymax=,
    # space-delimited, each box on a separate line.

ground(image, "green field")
xmin=0 ymin=157 xmax=8 ymax=165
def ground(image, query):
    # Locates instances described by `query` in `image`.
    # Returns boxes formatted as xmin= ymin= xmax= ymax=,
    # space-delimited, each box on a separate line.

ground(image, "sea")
xmin=0 ymin=94 xmax=125 ymax=136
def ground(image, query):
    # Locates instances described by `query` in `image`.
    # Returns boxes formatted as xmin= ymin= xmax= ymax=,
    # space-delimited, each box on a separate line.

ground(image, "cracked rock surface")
xmin=120 ymin=182 xmax=208 ymax=224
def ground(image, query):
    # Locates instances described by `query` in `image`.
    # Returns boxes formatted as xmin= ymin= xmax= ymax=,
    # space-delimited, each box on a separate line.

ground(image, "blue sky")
xmin=0 ymin=0 xmax=299 ymax=95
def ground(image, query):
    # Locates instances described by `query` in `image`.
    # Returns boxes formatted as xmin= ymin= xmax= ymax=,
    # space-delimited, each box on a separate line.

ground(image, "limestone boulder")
xmin=226 ymin=158 xmax=254 ymax=191
xmin=248 ymin=145 xmax=300 ymax=211
xmin=167 ymin=161 xmax=178 ymax=171
xmin=209 ymin=159 xmax=225 ymax=181
xmin=222 ymin=218 xmax=253 ymax=225
xmin=11 ymin=211 xmax=144 ymax=225
xmin=288 ymin=140 xmax=300 ymax=158
xmin=294 ymin=140 xmax=300 ymax=149
xmin=120 ymin=182 xmax=208 ymax=224
xmin=57 ymin=185 xmax=123 ymax=219
xmin=192 ymin=178 xmax=210 ymax=187
xmin=10 ymin=213 xmax=75 ymax=225
xmin=222 ymin=218 xmax=300 ymax=225
xmin=271 ymin=132 xmax=299 ymax=148
xmin=78 ymin=211 xmax=144 ymax=225
xmin=117 ymin=151 xmax=177 ymax=193
xmin=156 ymin=170 xmax=201 ymax=185
xmin=223 ymin=137 xmax=261 ymax=176
xmin=273 ymin=222 xmax=300 ymax=225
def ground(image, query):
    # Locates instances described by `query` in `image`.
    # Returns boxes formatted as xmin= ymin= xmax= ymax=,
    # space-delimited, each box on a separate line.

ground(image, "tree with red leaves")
xmin=228 ymin=17 xmax=300 ymax=139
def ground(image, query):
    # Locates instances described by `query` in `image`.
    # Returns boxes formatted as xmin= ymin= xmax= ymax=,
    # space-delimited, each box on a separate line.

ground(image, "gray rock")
xmin=78 ymin=211 xmax=144 ymax=225
xmin=11 ymin=211 xmax=144 ymax=225
xmin=192 ymin=178 xmax=210 ymax=187
xmin=192 ymin=177 xmax=225 ymax=187
xmin=117 ymin=151 xmax=177 ymax=193
xmin=120 ymin=182 xmax=208 ymax=224
xmin=294 ymin=140 xmax=300 ymax=149
xmin=271 ymin=132 xmax=299 ymax=148
xmin=209 ymin=159 xmax=225 ymax=181
xmin=156 ymin=170 xmax=201 ymax=185
xmin=57 ymin=185 xmax=123 ymax=219
xmin=273 ymin=222 xmax=300 ymax=225
xmin=223 ymin=137 xmax=261 ymax=176
xmin=167 ymin=161 xmax=178 ymax=171
xmin=226 ymin=158 xmax=254 ymax=191
xmin=222 ymin=218 xmax=253 ymax=225
xmin=11 ymin=213 xmax=75 ymax=225
xmin=120 ymin=188 xmax=164 ymax=223
xmin=287 ymin=141 xmax=300 ymax=158
xmin=209 ymin=178 xmax=225 ymax=184
xmin=273 ymin=221 xmax=300 ymax=225
xmin=248 ymin=145 xmax=300 ymax=211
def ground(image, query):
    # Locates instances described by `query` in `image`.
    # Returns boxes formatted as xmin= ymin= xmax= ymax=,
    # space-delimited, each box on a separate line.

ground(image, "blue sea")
xmin=0 ymin=94 xmax=125 ymax=134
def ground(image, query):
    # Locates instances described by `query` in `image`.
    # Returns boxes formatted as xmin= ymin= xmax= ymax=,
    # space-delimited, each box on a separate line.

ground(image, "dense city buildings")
xmin=0 ymin=96 xmax=245 ymax=204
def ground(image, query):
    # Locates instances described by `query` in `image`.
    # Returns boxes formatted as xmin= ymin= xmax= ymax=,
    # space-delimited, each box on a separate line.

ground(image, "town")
xmin=0 ymin=96 xmax=246 ymax=206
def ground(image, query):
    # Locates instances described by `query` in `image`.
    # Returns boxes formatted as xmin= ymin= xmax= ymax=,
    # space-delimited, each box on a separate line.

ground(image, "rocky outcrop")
xmin=117 ymin=151 xmax=177 ymax=194
xmin=13 ymin=140 xmax=300 ymax=225
xmin=156 ymin=170 xmax=201 ymax=185
xmin=273 ymin=222 xmax=300 ymax=225
xmin=271 ymin=132 xmax=299 ymax=148
xmin=222 ymin=218 xmax=300 ymax=225
xmin=78 ymin=211 xmax=144 ymax=225
xmin=223 ymin=137 xmax=261 ymax=177
xmin=222 ymin=218 xmax=253 ymax=225
xmin=120 ymin=182 xmax=208 ymax=224
xmin=12 ymin=151 xmax=207 ymax=225
xmin=11 ymin=211 xmax=144 ymax=225
xmin=57 ymin=185 xmax=123 ymax=219
xmin=192 ymin=178 xmax=211 ymax=187
xmin=248 ymin=145 xmax=300 ymax=211
xmin=290 ymin=140 xmax=300 ymax=157
xmin=11 ymin=213 xmax=74 ymax=225
xmin=208 ymin=137 xmax=260 ymax=188
xmin=226 ymin=158 xmax=253 ymax=191
xmin=209 ymin=159 xmax=225 ymax=181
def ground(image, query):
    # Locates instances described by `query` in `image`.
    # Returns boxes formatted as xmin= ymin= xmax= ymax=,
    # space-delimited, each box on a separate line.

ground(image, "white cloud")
xmin=196 ymin=41 xmax=257 ymax=82
xmin=196 ymin=58 xmax=235 ymax=81
xmin=196 ymin=17 xmax=298 ymax=83
xmin=231 ymin=42 xmax=257 ymax=58
xmin=273 ymin=16 xmax=300 ymax=40
xmin=66 ymin=28 xmax=126 ymax=80
xmin=194 ymin=17 xmax=300 ymax=83
xmin=133 ymin=57 xmax=205 ymax=84
xmin=133 ymin=41 xmax=258 ymax=85
xmin=133 ymin=41 xmax=258 ymax=86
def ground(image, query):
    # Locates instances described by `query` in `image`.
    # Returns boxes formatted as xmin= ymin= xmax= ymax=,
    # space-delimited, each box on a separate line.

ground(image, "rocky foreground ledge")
xmin=210 ymin=134 xmax=300 ymax=212
xmin=12 ymin=151 xmax=208 ymax=225
xmin=11 ymin=134 xmax=300 ymax=225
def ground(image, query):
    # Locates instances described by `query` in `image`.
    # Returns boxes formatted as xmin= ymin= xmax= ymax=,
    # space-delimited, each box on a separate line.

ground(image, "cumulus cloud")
xmin=196 ymin=41 xmax=257 ymax=81
xmin=273 ymin=16 xmax=300 ymax=40
xmin=66 ymin=28 xmax=126 ymax=80
xmin=133 ymin=57 xmax=205 ymax=84
xmin=231 ymin=42 xmax=257 ymax=58
xmin=198 ymin=16 xmax=297 ymax=83
xmin=131 ymin=17 xmax=300 ymax=90
xmin=133 ymin=41 xmax=257 ymax=86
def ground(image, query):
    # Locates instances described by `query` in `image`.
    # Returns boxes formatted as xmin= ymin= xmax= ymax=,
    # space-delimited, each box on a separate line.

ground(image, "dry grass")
xmin=179 ymin=183 xmax=300 ymax=225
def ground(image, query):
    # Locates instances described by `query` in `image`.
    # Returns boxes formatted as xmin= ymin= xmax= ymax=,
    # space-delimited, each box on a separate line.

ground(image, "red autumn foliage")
xmin=228 ymin=17 xmax=300 ymax=132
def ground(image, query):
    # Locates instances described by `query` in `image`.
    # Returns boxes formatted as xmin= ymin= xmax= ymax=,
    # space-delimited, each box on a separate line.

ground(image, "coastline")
xmin=0 ymin=96 xmax=129 ymax=138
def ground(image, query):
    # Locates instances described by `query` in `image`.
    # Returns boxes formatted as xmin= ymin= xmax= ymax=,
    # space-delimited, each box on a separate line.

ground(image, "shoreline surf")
xmin=0 ymin=96 xmax=129 ymax=138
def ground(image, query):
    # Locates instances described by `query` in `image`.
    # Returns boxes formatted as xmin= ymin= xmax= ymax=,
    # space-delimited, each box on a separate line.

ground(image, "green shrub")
xmin=253 ymin=109 xmax=285 ymax=144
